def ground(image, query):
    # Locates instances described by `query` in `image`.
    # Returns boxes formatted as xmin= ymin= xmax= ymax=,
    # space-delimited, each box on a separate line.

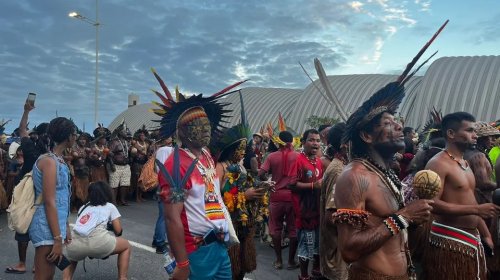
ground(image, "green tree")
xmin=305 ymin=115 xmax=339 ymax=130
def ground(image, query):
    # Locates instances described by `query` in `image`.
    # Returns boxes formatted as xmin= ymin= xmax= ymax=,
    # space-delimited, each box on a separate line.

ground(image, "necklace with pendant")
xmin=444 ymin=149 xmax=469 ymax=171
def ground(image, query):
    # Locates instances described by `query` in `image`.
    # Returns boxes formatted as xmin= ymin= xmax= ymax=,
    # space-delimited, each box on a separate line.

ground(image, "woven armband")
xmin=332 ymin=209 xmax=371 ymax=229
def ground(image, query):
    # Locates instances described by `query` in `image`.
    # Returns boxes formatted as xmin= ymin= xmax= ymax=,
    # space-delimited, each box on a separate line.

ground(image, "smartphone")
xmin=27 ymin=92 xmax=36 ymax=107
xmin=55 ymin=255 xmax=71 ymax=271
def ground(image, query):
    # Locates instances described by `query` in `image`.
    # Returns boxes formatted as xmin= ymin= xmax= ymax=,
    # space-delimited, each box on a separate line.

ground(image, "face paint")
xmin=231 ymin=139 xmax=247 ymax=163
xmin=371 ymin=112 xmax=405 ymax=154
xmin=183 ymin=117 xmax=211 ymax=148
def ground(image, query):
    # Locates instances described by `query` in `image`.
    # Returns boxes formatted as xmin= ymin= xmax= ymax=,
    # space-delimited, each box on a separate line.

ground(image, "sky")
xmin=1 ymin=0 xmax=499 ymax=133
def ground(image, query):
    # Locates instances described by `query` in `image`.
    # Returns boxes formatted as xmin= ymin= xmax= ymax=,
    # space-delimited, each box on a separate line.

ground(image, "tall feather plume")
xmin=238 ymin=90 xmax=249 ymax=127
xmin=212 ymin=79 xmax=249 ymax=97
xmin=267 ymin=122 xmax=274 ymax=137
xmin=397 ymin=19 xmax=449 ymax=84
xmin=151 ymin=68 xmax=174 ymax=101
xmin=314 ymin=58 xmax=349 ymax=121
xmin=298 ymin=61 xmax=337 ymax=110
xmin=278 ymin=112 xmax=286 ymax=132
xmin=151 ymin=89 xmax=172 ymax=108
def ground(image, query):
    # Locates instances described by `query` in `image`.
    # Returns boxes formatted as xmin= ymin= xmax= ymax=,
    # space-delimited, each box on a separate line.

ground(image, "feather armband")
xmin=332 ymin=209 xmax=371 ymax=229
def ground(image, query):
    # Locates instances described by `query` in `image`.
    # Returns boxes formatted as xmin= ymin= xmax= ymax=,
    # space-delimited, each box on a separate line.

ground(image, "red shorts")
xmin=269 ymin=201 xmax=297 ymax=238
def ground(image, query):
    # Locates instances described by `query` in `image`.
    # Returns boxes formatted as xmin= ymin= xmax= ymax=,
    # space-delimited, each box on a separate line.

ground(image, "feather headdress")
xmin=93 ymin=123 xmax=110 ymax=139
xmin=210 ymin=90 xmax=251 ymax=162
xmin=150 ymin=68 xmax=246 ymax=138
xmin=111 ymin=120 xmax=127 ymax=139
xmin=419 ymin=107 xmax=443 ymax=143
xmin=134 ymin=124 xmax=149 ymax=138
xmin=0 ymin=119 xmax=11 ymax=135
xmin=343 ymin=20 xmax=448 ymax=144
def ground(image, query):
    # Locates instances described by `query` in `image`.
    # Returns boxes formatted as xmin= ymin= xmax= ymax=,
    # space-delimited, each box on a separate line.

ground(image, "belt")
xmin=193 ymin=230 xmax=225 ymax=248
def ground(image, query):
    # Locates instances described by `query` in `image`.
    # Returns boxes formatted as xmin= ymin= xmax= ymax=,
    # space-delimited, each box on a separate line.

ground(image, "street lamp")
xmin=68 ymin=0 xmax=100 ymax=128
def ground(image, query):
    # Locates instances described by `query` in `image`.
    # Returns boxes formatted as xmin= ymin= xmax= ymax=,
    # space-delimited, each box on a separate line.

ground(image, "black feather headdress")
xmin=93 ymin=123 xmax=110 ymax=139
xmin=134 ymin=124 xmax=149 ymax=138
xmin=343 ymin=20 xmax=448 ymax=144
xmin=150 ymin=68 xmax=246 ymax=139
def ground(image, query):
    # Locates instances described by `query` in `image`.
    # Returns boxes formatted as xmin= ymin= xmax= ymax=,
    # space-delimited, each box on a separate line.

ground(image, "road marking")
xmin=70 ymin=223 xmax=156 ymax=253
xmin=129 ymin=240 xmax=156 ymax=253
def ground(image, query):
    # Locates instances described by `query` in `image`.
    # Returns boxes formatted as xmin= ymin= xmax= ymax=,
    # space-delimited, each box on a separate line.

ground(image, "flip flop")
xmin=273 ymin=261 xmax=283 ymax=270
xmin=5 ymin=267 xmax=26 ymax=274
xmin=287 ymin=263 xmax=300 ymax=270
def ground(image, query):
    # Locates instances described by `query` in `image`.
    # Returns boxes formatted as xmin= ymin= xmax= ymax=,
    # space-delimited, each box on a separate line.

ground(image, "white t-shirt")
xmin=155 ymin=146 xmax=174 ymax=173
xmin=73 ymin=203 xmax=121 ymax=236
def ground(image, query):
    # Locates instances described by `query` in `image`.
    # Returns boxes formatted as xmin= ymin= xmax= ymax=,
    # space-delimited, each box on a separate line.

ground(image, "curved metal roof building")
xmin=109 ymin=56 xmax=500 ymax=134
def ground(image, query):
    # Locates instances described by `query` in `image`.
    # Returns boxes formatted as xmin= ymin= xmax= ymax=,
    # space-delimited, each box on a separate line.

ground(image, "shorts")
xmin=109 ymin=164 xmax=131 ymax=189
xmin=15 ymin=232 xmax=30 ymax=242
xmin=188 ymin=242 xmax=231 ymax=280
xmin=297 ymin=228 xmax=319 ymax=260
xmin=269 ymin=201 xmax=297 ymax=238
xmin=66 ymin=228 xmax=117 ymax=261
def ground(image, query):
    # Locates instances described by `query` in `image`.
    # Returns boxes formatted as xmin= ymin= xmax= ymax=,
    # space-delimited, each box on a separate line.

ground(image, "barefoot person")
xmin=424 ymin=112 xmax=500 ymax=280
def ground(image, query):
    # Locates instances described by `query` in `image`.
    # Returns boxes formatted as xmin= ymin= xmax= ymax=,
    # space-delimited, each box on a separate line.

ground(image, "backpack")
xmin=138 ymin=155 xmax=158 ymax=192
xmin=6 ymin=171 xmax=43 ymax=234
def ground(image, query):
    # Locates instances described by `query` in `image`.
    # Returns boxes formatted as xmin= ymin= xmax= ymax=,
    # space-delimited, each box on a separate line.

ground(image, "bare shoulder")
xmin=335 ymin=162 xmax=375 ymax=209
xmin=425 ymin=151 xmax=447 ymax=171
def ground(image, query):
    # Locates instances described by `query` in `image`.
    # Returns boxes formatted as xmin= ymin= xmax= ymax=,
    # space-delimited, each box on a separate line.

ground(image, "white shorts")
xmin=109 ymin=164 xmax=131 ymax=189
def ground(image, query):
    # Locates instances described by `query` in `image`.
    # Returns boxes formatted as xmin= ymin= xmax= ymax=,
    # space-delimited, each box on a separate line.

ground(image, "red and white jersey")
xmin=159 ymin=148 xmax=228 ymax=254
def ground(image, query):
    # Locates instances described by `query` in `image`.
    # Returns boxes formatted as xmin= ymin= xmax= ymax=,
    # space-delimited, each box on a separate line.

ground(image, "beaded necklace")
xmin=362 ymin=155 xmax=405 ymax=209
xmin=444 ymin=149 xmax=469 ymax=171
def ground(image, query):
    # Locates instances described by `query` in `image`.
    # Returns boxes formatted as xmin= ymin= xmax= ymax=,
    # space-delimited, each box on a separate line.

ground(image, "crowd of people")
xmin=1 ymin=34 xmax=500 ymax=280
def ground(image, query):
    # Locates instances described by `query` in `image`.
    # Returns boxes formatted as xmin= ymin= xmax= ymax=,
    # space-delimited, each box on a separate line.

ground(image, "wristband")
xmin=389 ymin=214 xmax=408 ymax=230
xmin=383 ymin=218 xmax=400 ymax=236
xmin=177 ymin=260 xmax=190 ymax=268
xmin=53 ymin=235 xmax=63 ymax=241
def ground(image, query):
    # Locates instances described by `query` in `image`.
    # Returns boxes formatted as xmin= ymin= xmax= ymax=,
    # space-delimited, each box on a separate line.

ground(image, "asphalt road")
xmin=0 ymin=200 xmax=299 ymax=280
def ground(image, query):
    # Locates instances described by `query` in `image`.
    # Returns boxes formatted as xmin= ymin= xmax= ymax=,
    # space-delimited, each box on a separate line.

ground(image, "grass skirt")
xmin=228 ymin=225 xmax=256 ymax=280
xmin=422 ymin=222 xmax=486 ymax=280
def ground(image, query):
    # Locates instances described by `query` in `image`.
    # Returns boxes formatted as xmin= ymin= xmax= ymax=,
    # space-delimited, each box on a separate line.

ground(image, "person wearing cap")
xmin=258 ymin=131 xmax=300 ymax=271
xmin=152 ymin=69 xmax=244 ymax=280
xmin=252 ymin=133 xmax=265 ymax=168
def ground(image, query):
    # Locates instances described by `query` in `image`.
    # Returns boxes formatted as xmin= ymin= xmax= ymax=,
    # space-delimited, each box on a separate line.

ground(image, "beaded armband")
xmin=383 ymin=214 xmax=409 ymax=236
xmin=332 ymin=209 xmax=371 ymax=229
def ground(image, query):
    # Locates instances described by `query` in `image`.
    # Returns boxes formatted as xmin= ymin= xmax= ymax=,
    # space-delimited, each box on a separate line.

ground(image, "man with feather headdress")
xmin=151 ymin=68 xmax=246 ymax=280
xmin=332 ymin=21 xmax=449 ymax=279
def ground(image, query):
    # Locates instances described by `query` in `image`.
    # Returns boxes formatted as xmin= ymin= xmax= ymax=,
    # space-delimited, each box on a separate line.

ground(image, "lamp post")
xmin=69 ymin=0 xmax=100 ymax=128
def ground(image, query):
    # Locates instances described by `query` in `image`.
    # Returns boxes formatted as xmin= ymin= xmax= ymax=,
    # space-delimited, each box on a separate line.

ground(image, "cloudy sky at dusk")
xmin=1 ymin=0 xmax=498 ymax=133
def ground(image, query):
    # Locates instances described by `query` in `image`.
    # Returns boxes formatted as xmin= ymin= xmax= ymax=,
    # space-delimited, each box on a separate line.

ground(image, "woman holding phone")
xmin=29 ymin=117 xmax=76 ymax=279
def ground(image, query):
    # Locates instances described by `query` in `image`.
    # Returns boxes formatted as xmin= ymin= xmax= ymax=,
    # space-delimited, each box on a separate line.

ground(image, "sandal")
xmin=5 ymin=267 xmax=26 ymax=274
xmin=273 ymin=261 xmax=283 ymax=270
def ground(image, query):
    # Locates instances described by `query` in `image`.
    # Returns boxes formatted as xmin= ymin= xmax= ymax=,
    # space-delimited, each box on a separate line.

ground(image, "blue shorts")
xmin=297 ymin=229 xmax=319 ymax=260
xmin=188 ymin=242 xmax=231 ymax=280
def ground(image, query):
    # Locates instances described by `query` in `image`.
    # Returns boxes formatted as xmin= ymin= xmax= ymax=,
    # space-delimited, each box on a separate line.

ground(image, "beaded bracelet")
xmin=383 ymin=217 xmax=400 ymax=236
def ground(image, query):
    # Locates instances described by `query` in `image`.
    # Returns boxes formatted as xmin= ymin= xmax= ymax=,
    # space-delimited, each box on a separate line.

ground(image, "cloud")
xmin=348 ymin=1 xmax=364 ymax=12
